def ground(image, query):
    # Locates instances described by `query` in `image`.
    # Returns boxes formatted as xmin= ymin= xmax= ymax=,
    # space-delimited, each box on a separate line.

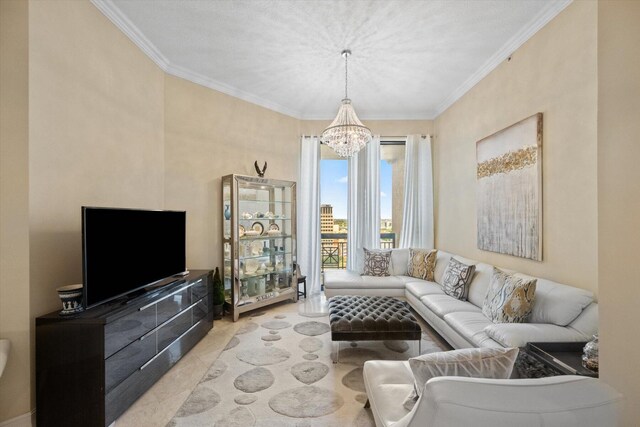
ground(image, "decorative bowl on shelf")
xmin=267 ymin=230 xmax=281 ymax=236
xmin=244 ymin=230 xmax=259 ymax=237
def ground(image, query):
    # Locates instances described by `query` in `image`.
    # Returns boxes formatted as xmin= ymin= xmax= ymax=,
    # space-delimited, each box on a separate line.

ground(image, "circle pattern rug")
xmin=168 ymin=301 xmax=446 ymax=427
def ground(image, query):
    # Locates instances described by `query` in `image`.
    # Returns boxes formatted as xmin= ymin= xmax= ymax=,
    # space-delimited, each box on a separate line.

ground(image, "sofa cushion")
xmin=405 ymin=281 xmax=444 ymax=299
xmin=484 ymin=323 xmax=592 ymax=348
xmin=390 ymin=248 xmax=410 ymax=276
xmin=567 ymin=303 xmax=599 ymax=337
xmin=323 ymin=269 xmax=406 ymax=290
xmin=421 ymin=294 xmax=481 ymax=319
xmin=433 ymin=251 xmax=477 ymax=285
xmin=407 ymin=347 xmax=519 ymax=406
xmin=466 ymin=262 xmax=493 ymax=308
xmin=362 ymin=248 xmax=392 ymax=277
xmin=440 ymin=258 xmax=476 ymax=301
xmin=527 ymin=277 xmax=594 ymax=326
xmin=443 ymin=312 xmax=503 ymax=348
xmin=407 ymin=248 xmax=437 ymax=281
xmin=363 ymin=360 xmax=414 ymax=427
xmin=482 ymin=267 xmax=537 ymax=323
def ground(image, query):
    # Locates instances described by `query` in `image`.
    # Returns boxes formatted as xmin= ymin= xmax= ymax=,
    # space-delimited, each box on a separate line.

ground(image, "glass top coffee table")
xmin=515 ymin=341 xmax=598 ymax=378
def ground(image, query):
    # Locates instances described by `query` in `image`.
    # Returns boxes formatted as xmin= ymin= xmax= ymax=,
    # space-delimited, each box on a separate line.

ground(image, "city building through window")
xmin=319 ymin=142 xmax=405 ymax=269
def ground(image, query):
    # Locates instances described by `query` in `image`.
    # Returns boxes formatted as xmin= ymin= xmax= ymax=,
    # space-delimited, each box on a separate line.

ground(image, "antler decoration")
xmin=254 ymin=161 xmax=267 ymax=177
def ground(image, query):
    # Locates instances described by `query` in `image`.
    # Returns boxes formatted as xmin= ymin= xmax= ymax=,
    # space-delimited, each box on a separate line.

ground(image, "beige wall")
xmin=434 ymin=1 xmax=598 ymax=294
xmin=163 ymin=75 xmax=301 ymax=272
xmin=597 ymin=1 xmax=640 ymax=424
xmin=26 ymin=0 xmax=165 ymax=413
xmin=0 ymin=0 xmax=31 ymax=421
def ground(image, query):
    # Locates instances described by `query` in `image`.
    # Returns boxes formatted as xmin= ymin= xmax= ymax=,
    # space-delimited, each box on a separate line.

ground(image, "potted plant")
xmin=212 ymin=267 xmax=225 ymax=320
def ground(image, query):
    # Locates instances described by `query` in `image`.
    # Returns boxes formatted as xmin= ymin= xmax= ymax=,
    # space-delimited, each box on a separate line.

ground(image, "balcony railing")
xmin=321 ymin=233 xmax=396 ymax=270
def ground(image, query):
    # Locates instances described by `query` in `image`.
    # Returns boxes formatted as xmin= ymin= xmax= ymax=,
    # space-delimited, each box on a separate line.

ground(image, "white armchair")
xmin=363 ymin=358 xmax=623 ymax=427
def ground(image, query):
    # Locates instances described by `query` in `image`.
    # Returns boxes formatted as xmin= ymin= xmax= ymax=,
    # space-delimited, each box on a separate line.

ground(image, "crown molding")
xmin=92 ymin=0 xmax=570 ymax=122
xmin=91 ymin=0 xmax=302 ymax=119
xmin=433 ymin=0 xmax=572 ymax=117
xmin=163 ymin=62 xmax=302 ymax=119
xmin=91 ymin=0 xmax=171 ymax=69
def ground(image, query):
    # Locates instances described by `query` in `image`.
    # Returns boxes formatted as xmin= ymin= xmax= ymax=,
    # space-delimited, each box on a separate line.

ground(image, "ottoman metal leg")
xmin=333 ymin=341 xmax=340 ymax=364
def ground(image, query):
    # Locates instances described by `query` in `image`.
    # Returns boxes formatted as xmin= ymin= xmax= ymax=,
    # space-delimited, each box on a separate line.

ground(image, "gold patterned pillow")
xmin=407 ymin=249 xmax=437 ymax=281
xmin=482 ymin=267 xmax=537 ymax=323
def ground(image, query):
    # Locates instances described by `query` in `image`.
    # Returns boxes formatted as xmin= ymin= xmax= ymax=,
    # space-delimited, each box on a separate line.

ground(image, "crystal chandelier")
xmin=321 ymin=50 xmax=372 ymax=157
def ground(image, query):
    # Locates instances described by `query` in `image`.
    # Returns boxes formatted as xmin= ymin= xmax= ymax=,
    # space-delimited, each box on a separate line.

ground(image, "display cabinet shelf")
xmin=222 ymin=174 xmax=297 ymax=321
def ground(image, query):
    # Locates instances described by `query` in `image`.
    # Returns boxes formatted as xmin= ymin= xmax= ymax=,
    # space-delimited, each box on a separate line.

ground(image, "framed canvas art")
xmin=476 ymin=113 xmax=543 ymax=261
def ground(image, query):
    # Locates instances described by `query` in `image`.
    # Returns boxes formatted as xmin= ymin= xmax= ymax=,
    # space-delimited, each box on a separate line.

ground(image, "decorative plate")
xmin=238 ymin=225 xmax=245 ymax=237
xmin=252 ymin=221 xmax=265 ymax=235
xmin=269 ymin=223 xmax=280 ymax=232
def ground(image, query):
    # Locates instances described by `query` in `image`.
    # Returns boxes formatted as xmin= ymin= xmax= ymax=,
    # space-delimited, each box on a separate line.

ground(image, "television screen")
xmin=82 ymin=207 xmax=186 ymax=309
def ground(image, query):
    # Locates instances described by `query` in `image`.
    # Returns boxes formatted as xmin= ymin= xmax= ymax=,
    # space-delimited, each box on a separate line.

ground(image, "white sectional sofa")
xmin=324 ymin=249 xmax=598 ymax=349
xmin=362 ymin=360 xmax=622 ymax=427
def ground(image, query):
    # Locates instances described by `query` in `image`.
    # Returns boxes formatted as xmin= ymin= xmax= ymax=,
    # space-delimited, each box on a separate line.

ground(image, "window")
xmin=380 ymin=143 xmax=406 ymax=248
xmin=320 ymin=144 xmax=348 ymax=268
xmin=319 ymin=142 xmax=406 ymax=268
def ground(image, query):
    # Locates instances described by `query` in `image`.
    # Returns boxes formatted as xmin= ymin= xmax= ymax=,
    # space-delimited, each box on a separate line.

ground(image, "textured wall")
xmin=0 ymin=0 xmax=31 ymax=421
xmin=597 ymin=1 xmax=640 ymax=424
xmin=28 ymin=0 xmax=166 ymax=410
xmin=434 ymin=1 xmax=598 ymax=294
xmin=163 ymin=75 xmax=301 ymax=273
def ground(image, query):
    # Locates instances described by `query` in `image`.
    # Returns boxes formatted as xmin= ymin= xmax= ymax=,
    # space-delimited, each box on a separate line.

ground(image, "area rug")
xmin=168 ymin=301 xmax=447 ymax=427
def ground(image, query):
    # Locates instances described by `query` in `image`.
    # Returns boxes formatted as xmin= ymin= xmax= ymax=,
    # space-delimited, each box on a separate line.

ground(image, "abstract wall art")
xmin=476 ymin=113 xmax=543 ymax=261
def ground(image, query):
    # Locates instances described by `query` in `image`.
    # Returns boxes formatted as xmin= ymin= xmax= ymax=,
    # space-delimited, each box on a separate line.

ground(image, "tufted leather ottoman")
xmin=328 ymin=296 xmax=422 ymax=361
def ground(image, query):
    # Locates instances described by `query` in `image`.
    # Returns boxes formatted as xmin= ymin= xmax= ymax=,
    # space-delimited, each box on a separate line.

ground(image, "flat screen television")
xmin=82 ymin=206 xmax=187 ymax=309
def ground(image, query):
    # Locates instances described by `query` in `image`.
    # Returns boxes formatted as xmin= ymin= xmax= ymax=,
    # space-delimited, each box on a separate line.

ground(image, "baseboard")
xmin=0 ymin=411 xmax=33 ymax=427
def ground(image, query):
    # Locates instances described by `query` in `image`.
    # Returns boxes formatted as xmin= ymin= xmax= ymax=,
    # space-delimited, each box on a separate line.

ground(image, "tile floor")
xmin=113 ymin=293 xmax=449 ymax=426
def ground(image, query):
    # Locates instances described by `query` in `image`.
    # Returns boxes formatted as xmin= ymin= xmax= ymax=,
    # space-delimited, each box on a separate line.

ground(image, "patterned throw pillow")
xmin=440 ymin=258 xmax=476 ymax=300
xmin=407 ymin=249 xmax=437 ymax=281
xmin=402 ymin=347 xmax=519 ymax=410
xmin=361 ymin=249 xmax=392 ymax=277
xmin=482 ymin=267 xmax=537 ymax=323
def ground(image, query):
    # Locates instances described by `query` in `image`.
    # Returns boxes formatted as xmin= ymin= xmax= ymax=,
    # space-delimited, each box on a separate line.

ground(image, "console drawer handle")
xmin=140 ymin=299 xmax=203 ymax=340
xmin=138 ymin=279 xmax=202 ymax=311
xmin=139 ymin=321 xmax=201 ymax=370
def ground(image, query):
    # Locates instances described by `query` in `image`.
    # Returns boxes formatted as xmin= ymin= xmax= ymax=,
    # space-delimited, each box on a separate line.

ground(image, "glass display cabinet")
xmin=222 ymin=175 xmax=297 ymax=321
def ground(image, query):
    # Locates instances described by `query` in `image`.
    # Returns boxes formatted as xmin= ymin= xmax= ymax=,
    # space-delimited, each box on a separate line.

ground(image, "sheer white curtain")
xmin=347 ymin=136 xmax=381 ymax=271
xmin=399 ymin=135 xmax=434 ymax=249
xmin=298 ymin=136 xmax=322 ymax=294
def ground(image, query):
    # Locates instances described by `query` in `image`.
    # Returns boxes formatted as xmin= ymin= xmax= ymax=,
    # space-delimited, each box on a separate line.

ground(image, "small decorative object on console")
xmin=56 ymin=284 xmax=84 ymax=316
xmin=582 ymin=334 xmax=599 ymax=371
xmin=254 ymin=161 xmax=267 ymax=177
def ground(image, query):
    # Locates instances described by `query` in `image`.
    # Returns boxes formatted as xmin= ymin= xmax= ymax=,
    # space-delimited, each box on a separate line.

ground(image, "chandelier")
xmin=321 ymin=50 xmax=372 ymax=157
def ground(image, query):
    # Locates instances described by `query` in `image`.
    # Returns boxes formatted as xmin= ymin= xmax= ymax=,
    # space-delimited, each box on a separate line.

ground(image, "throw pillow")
xmin=402 ymin=347 xmax=519 ymax=410
xmin=407 ymin=249 xmax=437 ymax=281
xmin=482 ymin=267 xmax=537 ymax=323
xmin=361 ymin=248 xmax=392 ymax=277
xmin=440 ymin=258 xmax=476 ymax=301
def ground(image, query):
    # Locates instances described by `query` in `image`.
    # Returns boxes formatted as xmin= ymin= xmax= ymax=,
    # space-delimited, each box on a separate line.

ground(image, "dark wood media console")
xmin=36 ymin=270 xmax=214 ymax=427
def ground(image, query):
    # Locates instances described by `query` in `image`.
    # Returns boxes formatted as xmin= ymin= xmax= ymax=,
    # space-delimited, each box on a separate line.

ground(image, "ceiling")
xmin=92 ymin=0 xmax=571 ymax=120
